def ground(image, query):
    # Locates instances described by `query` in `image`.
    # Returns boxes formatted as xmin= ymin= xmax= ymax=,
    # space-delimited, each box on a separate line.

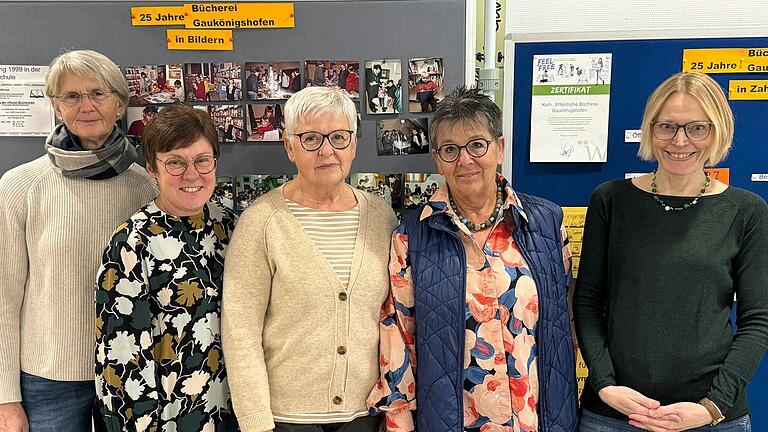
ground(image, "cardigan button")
xmin=338 ymin=292 xmax=348 ymax=301
xmin=333 ymin=396 xmax=343 ymax=405
xmin=337 ymin=346 xmax=347 ymax=355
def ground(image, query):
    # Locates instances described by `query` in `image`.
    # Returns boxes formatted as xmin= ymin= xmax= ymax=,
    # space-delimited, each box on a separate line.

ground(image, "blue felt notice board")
xmin=511 ymin=37 xmax=768 ymax=206
xmin=510 ymin=36 xmax=768 ymax=429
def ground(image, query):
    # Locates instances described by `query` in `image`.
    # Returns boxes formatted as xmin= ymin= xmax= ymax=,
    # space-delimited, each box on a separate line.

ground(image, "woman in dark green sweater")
xmin=574 ymin=72 xmax=768 ymax=432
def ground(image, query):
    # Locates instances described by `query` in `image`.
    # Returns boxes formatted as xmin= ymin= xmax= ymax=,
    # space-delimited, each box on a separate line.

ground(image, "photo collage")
xmin=121 ymin=56 xmax=442 ymax=145
xmin=123 ymin=57 xmax=445 ymax=208
xmin=214 ymin=172 xmax=444 ymax=220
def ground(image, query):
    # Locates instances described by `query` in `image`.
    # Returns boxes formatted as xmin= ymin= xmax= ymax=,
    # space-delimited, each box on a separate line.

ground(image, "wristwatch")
xmin=699 ymin=397 xmax=725 ymax=426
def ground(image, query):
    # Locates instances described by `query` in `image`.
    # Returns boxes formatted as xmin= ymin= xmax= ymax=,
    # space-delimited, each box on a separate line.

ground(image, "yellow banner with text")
xmin=167 ymin=29 xmax=233 ymax=50
xmin=131 ymin=6 xmax=186 ymax=26
xmin=729 ymin=79 xmax=768 ymax=101
xmin=682 ymin=48 xmax=768 ymax=73
xmin=184 ymin=3 xmax=295 ymax=29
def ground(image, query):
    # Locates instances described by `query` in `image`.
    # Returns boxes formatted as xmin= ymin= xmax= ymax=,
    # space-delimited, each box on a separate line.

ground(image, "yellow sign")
xmin=167 ymin=29 xmax=233 ymax=51
xmin=184 ymin=3 xmax=295 ymax=29
xmin=729 ymin=79 xmax=768 ymax=100
xmin=576 ymin=349 xmax=589 ymax=400
xmin=562 ymin=207 xmax=587 ymax=279
xmin=131 ymin=6 xmax=186 ymax=26
xmin=682 ymin=48 xmax=768 ymax=73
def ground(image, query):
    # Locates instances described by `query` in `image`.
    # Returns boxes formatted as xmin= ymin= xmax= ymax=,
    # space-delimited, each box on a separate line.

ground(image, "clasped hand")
xmin=598 ymin=386 xmax=712 ymax=432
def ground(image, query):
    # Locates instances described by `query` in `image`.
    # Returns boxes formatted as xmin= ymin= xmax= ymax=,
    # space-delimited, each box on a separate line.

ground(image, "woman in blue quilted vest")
xmin=367 ymin=86 xmax=579 ymax=432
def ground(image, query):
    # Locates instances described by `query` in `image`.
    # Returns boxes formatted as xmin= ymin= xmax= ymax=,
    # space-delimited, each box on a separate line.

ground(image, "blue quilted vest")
xmin=402 ymin=192 xmax=578 ymax=432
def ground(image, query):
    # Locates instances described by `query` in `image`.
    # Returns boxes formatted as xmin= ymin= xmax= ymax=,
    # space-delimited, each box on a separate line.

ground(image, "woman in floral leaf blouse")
xmin=95 ymin=104 xmax=239 ymax=432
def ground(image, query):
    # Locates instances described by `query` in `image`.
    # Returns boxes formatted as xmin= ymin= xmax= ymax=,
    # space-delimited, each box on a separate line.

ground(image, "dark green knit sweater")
xmin=574 ymin=179 xmax=768 ymax=421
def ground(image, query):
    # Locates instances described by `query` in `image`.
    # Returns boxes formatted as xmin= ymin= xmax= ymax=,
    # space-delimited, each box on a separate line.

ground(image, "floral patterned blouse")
xmin=368 ymin=180 xmax=571 ymax=432
xmin=95 ymin=201 xmax=239 ymax=432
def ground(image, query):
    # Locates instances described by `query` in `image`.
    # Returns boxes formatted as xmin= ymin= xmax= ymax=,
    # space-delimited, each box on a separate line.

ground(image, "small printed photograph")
xmin=245 ymin=61 xmax=301 ymax=100
xmin=208 ymin=105 xmax=244 ymax=142
xmin=533 ymin=54 xmax=611 ymax=85
xmin=235 ymin=175 xmax=291 ymax=212
xmin=184 ymin=63 xmax=217 ymax=102
xmin=213 ymin=176 xmax=234 ymax=210
xmin=350 ymin=172 xmax=404 ymax=210
xmin=376 ymin=118 xmax=429 ymax=156
xmin=211 ymin=63 xmax=242 ymax=101
xmin=124 ymin=64 xmax=184 ymax=104
xmin=408 ymin=57 xmax=444 ymax=113
xmin=124 ymin=105 xmax=160 ymax=139
xmin=403 ymin=172 xmax=444 ymax=208
xmin=304 ymin=60 xmax=360 ymax=98
xmin=246 ymin=103 xmax=285 ymax=142
xmin=364 ymin=59 xmax=402 ymax=114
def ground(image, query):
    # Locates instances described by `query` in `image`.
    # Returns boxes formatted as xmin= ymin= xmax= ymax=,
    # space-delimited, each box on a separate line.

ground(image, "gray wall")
xmin=0 ymin=0 xmax=465 ymax=177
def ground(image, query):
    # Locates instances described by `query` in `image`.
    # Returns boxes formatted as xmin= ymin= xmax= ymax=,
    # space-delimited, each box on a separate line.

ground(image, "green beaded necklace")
xmin=448 ymin=184 xmax=504 ymax=231
xmin=651 ymin=170 xmax=710 ymax=211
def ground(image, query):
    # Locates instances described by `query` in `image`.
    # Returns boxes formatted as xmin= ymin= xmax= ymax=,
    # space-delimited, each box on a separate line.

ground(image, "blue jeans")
xmin=580 ymin=409 xmax=751 ymax=432
xmin=20 ymin=371 xmax=106 ymax=432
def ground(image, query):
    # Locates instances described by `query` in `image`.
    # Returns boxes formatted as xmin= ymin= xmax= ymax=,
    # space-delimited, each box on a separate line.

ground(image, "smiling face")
xmin=52 ymin=74 xmax=121 ymax=149
xmin=433 ymin=120 xmax=504 ymax=201
xmin=284 ymin=114 xmax=356 ymax=189
xmin=149 ymin=137 xmax=216 ymax=217
xmin=652 ymin=91 xmax=713 ymax=178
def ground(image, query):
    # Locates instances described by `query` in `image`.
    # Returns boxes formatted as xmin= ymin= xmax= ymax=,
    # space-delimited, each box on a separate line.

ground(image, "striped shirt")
xmin=285 ymin=199 xmax=359 ymax=290
xmin=282 ymin=199 xmax=366 ymax=424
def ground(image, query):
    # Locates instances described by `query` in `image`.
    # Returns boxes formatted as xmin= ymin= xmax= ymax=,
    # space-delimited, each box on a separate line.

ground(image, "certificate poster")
xmin=530 ymin=53 xmax=612 ymax=162
xmin=0 ymin=65 xmax=55 ymax=136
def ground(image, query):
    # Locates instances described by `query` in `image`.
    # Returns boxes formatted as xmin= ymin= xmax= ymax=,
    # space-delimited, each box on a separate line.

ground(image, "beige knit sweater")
xmin=0 ymin=156 xmax=157 ymax=403
xmin=222 ymin=186 xmax=398 ymax=432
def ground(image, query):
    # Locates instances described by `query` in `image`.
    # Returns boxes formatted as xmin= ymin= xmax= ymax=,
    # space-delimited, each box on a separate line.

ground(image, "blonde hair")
xmin=638 ymin=72 xmax=733 ymax=166
xmin=44 ymin=50 xmax=130 ymax=112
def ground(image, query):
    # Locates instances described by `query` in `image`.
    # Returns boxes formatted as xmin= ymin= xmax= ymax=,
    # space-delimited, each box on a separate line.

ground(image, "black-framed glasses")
xmin=652 ymin=121 xmax=713 ymax=141
xmin=291 ymin=129 xmax=353 ymax=151
xmin=53 ymin=90 xmax=115 ymax=106
xmin=435 ymin=138 xmax=494 ymax=163
xmin=156 ymin=155 xmax=217 ymax=176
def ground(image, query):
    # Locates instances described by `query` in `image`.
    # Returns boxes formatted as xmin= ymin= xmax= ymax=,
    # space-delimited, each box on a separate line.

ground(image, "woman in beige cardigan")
xmin=222 ymin=86 xmax=398 ymax=432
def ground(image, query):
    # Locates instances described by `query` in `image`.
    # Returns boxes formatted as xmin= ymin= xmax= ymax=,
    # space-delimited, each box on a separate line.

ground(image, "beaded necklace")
xmin=448 ymin=184 xmax=504 ymax=231
xmin=651 ymin=170 xmax=710 ymax=211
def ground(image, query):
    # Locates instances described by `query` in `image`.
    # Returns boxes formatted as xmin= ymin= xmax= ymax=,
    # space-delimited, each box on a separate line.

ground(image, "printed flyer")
xmin=529 ymin=53 xmax=612 ymax=162
xmin=0 ymin=65 xmax=55 ymax=136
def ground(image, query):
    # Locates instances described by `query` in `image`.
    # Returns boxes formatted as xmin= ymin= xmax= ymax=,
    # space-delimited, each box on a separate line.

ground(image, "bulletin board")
xmin=506 ymin=35 xmax=768 ymax=430
xmin=507 ymin=36 xmax=768 ymax=206
xmin=0 ymin=0 xmax=469 ymax=178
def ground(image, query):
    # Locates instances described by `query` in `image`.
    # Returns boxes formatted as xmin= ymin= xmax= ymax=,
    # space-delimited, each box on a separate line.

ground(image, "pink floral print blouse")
xmin=368 ymin=182 xmax=571 ymax=432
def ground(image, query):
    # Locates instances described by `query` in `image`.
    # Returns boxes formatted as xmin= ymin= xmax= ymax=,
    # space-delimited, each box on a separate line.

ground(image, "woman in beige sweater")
xmin=0 ymin=50 xmax=156 ymax=432
xmin=222 ymin=86 xmax=398 ymax=432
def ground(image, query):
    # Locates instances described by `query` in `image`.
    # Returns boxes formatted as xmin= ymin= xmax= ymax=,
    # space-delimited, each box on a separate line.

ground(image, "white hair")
xmin=283 ymin=86 xmax=357 ymax=135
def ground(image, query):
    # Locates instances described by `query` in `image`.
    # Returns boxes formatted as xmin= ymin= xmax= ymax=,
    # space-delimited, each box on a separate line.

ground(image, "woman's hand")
xmin=598 ymin=386 xmax=663 ymax=417
xmin=0 ymin=402 xmax=29 ymax=432
xmin=628 ymin=402 xmax=712 ymax=432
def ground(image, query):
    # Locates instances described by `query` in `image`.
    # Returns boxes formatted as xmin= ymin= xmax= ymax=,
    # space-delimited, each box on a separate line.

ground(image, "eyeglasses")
xmin=53 ymin=90 xmax=115 ymax=106
xmin=652 ymin=121 xmax=713 ymax=141
xmin=156 ymin=155 xmax=217 ymax=176
xmin=291 ymin=130 xmax=353 ymax=151
xmin=435 ymin=138 xmax=494 ymax=163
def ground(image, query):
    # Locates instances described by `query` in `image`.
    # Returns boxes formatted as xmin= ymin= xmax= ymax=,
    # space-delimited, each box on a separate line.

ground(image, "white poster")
xmin=0 ymin=65 xmax=55 ymax=136
xmin=529 ymin=53 xmax=612 ymax=162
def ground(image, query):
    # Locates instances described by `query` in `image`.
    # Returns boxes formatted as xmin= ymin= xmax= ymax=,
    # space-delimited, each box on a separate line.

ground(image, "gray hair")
xmin=44 ymin=50 xmax=130 ymax=111
xmin=429 ymin=86 xmax=502 ymax=147
xmin=283 ymin=86 xmax=357 ymax=135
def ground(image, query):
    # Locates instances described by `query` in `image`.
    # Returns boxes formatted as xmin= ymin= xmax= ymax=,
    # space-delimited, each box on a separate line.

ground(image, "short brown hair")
xmin=142 ymin=104 xmax=219 ymax=171
xmin=639 ymin=72 xmax=734 ymax=166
